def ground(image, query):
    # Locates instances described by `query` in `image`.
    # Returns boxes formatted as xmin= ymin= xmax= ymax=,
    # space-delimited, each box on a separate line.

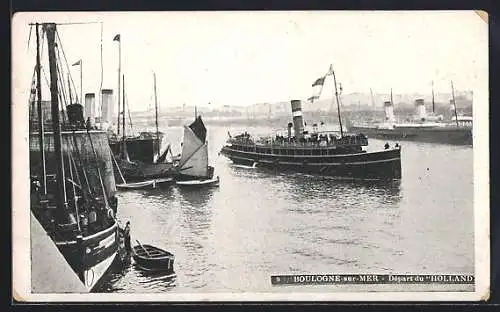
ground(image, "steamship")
xmin=349 ymin=97 xmax=473 ymax=146
xmin=220 ymin=65 xmax=402 ymax=180
xmin=29 ymin=23 xmax=118 ymax=291
xmin=221 ymin=100 xmax=401 ymax=180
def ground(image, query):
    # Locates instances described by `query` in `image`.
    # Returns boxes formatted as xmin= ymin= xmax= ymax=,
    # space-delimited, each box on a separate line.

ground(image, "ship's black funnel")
xmin=66 ymin=103 xmax=85 ymax=125
xmin=291 ymin=100 xmax=304 ymax=139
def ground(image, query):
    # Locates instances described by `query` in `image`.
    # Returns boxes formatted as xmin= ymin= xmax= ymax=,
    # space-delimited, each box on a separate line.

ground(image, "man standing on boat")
xmin=124 ymin=221 xmax=131 ymax=253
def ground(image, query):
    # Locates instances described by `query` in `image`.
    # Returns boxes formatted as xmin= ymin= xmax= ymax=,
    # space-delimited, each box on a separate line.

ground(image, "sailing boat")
xmin=174 ymin=115 xmax=220 ymax=186
xmin=29 ymin=22 xmax=119 ymax=291
xmin=113 ymin=73 xmax=174 ymax=189
xmin=107 ymin=36 xmax=165 ymax=165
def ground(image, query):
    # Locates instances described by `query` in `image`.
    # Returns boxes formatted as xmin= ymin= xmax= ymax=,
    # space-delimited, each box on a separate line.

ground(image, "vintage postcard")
xmin=12 ymin=10 xmax=489 ymax=301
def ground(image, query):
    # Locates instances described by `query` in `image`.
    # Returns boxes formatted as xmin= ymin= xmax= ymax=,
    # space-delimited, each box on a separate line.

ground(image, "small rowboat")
xmin=132 ymin=240 xmax=175 ymax=273
xmin=116 ymin=177 xmax=173 ymax=190
xmin=175 ymin=176 xmax=220 ymax=187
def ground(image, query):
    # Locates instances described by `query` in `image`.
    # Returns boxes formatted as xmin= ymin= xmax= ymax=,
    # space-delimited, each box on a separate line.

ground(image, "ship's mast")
xmin=98 ymin=22 xmax=103 ymax=129
xmin=153 ymin=72 xmax=160 ymax=156
xmin=370 ymin=88 xmax=375 ymax=108
xmin=331 ymin=67 xmax=344 ymax=137
xmin=45 ymin=23 xmax=68 ymax=214
xmin=390 ymin=88 xmax=394 ymax=106
xmin=67 ymin=74 xmax=73 ymax=104
xmin=116 ymin=35 xmax=121 ymax=135
xmin=35 ymin=23 xmax=47 ymax=195
xmin=431 ymin=80 xmax=435 ymax=114
xmin=451 ymin=80 xmax=459 ymax=127
xmin=121 ymin=74 xmax=126 ymax=158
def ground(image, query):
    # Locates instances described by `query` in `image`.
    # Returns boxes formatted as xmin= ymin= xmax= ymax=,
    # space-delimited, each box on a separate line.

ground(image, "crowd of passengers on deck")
xmin=232 ymin=131 xmax=368 ymax=146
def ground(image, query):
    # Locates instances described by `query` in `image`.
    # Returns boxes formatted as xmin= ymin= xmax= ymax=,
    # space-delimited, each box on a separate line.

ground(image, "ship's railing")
xmin=228 ymin=135 xmax=368 ymax=149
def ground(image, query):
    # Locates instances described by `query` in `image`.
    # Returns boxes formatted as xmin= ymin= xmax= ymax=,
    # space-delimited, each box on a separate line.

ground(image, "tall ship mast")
xmin=106 ymin=35 xmax=165 ymax=167
xmin=29 ymin=22 xmax=119 ymax=291
xmin=109 ymin=72 xmax=176 ymax=188
xmin=220 ymin=64 xmax=402 ymax=180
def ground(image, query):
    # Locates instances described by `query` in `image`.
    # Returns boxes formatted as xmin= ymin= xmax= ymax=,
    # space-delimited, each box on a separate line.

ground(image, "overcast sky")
xmin=12 ymin=11 xmax=487 ymax=112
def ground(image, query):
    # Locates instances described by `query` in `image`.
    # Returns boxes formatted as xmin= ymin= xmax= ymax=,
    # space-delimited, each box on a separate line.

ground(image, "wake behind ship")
xmin=29 ymin=23 xmax=118 ymax=291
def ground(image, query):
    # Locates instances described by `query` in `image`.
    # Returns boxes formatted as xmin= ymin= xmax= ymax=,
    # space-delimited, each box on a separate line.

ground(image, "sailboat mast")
xmin=99 ymin=22 xmax=103 ymax=129
xmin=153 ymin=72 xmax=159 ymax=156
xmin=122 ymin=74 xmax=126 ymax=140
xmin=35 ymin=23 xmax=47 ymax=195
xmin=331 ymin=67 xmax=344 ymax=137
xmin=451 ymin=80 xmax=459 ymax=127
xmin=117 ymin=36 xmax=121 ymax=135
xmin=370 ymin=88 xmax=375 ymax=108
xmin=431 ymin=80 xmax=435 ymax=113
xmin=45 ymin=23 xmax=67 ymax=212
xmin=195 ymin=105 xmax=197 ymax=119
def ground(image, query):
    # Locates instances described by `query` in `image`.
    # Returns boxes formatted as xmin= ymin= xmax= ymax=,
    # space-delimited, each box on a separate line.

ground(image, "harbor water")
xmin=95 ymin=125 xmax=474 ymax=293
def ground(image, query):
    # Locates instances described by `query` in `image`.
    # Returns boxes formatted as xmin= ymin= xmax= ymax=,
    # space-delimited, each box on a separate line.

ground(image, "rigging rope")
xmin=55 ymin=30 xmax=79 ymax=103
xmin=27 ymin=24 xmax=33 ymax=52
xmin=99 ymin=22 xmax=104 ymax=127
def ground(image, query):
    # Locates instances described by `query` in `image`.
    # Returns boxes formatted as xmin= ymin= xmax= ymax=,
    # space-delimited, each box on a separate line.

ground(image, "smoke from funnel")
xmin=290 ymin=100 xmax=304 ymax=139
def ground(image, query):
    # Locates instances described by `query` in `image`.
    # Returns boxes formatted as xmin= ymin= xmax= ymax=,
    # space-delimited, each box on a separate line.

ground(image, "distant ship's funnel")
xmin=414 ymin=98 xmax=426 ymax=121
xmin=85 ymin=93 xmax=95 ymax=123
xmin=384 ymin=101 xmax=395 ymax=123
xmin=290 ymin=100 xmax=304 ymax=139
xmin=287 ymin=122 xmax=293 ymax=139
xmin=101 ymin=89 xmax=114 ymax=127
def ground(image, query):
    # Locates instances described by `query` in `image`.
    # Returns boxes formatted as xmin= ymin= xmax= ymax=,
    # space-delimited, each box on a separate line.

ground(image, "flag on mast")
xmin=72 ymin=59 xmax=81 ymax=66
xmin=312 ymin=77 xmax=325 ymax=87
xmin=113 ymin=34 xmax=121 ymax=41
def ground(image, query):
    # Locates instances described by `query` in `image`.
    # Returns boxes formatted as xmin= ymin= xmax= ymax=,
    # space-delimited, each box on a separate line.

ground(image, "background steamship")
xmin=348 ymin=84 xmax=473 ymax=146
xmin=221 ymin=65 xmax=402 ymax=180
xmin=29 ymin=23 xmax=119 ymax=291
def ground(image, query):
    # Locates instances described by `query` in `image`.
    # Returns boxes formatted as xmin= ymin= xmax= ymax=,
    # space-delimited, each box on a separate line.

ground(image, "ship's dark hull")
xmin=109 ymin=138 xmax=159 ymax=163
xmin=55 ymin=223 xmax=119 ymax=291
xmin=220 ymin=145 xmax=401 ymax=180
xmin=115 ymin=161 xmax=175 ymax=183
xmin=349 ymin=125 xmax=473 ymax=146
xmin=29 ymin=130 xmax=119 ymax=291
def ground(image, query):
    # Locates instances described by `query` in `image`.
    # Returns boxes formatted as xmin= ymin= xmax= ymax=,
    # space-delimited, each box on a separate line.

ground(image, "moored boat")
xmin=220 ymin=65 xmax=402 ymax=180
xmin=132 ymin=242 xmax=175 ymax=273
xmin=108 ymin=71 xmax=176 ymax=185
xmin=29 ymin=23 xmax=118 ymax=291
xmin=174 ymin=115 xmax=220 ymax=186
